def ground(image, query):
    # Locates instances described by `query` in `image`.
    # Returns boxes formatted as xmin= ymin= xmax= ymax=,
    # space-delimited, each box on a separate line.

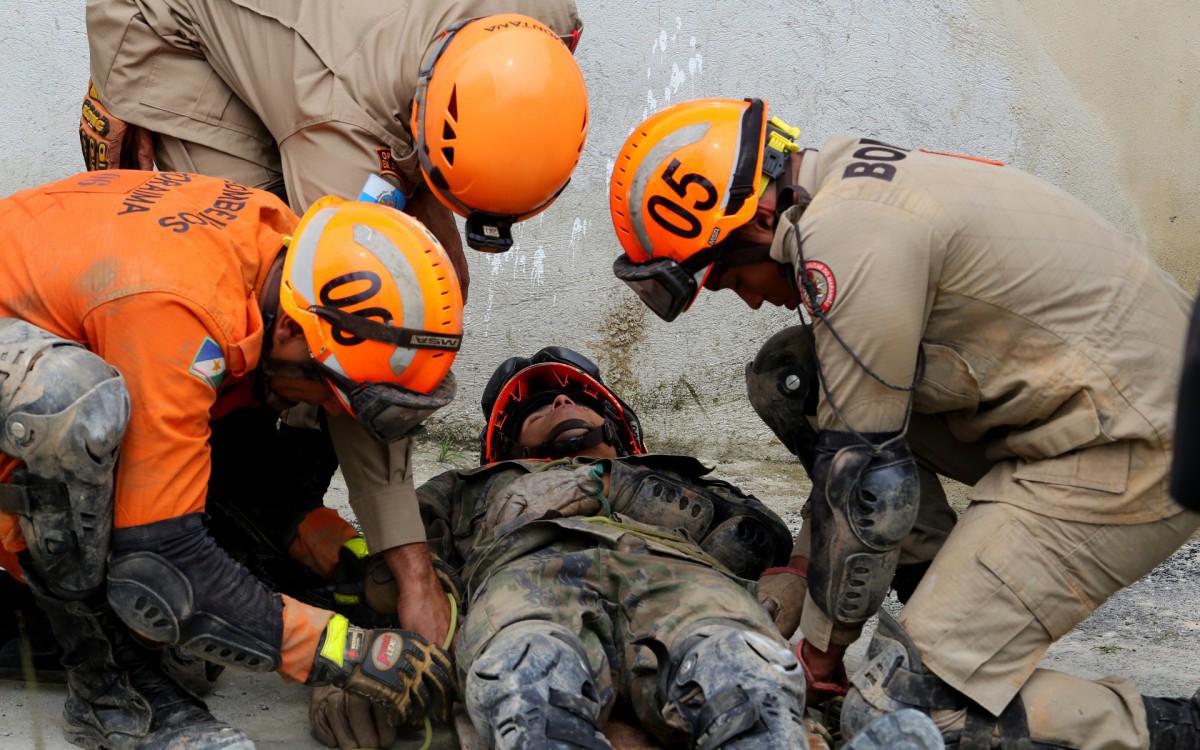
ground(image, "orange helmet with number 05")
xmin=609 ymin=98 xmax=800 ymax=322
xmin=412 ymin=14 xmax=588 ymax=252
xmin=280 ymin=197 xmax=464 ymax=441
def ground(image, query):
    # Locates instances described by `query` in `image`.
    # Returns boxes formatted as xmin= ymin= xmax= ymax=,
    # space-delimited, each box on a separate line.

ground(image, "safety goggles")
xmin=612 ymin=244 xmax=721 ymax=323
xmin=261 ymin=357 xmax=457 ymax=443
xmin=481 ymin=345 xmax=602 ymax=419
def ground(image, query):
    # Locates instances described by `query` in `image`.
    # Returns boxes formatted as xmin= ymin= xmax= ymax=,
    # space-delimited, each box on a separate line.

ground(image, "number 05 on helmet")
xmin=281 ymin=197 xmax=465 ymax=442
xmin=609 ymin=98 xmax=797 ymax=322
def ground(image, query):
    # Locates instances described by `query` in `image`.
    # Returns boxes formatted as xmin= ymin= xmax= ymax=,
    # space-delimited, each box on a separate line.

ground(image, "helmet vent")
xmin=442 ymin=147 xmax=455 ymax=166
xmin=448 ymin=86 xmax=459 ymax=121
xmin=443 ymin=121 xmax=456 ymax=141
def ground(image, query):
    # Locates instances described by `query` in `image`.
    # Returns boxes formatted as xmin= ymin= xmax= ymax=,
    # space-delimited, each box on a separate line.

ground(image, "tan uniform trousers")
xmin=792 ymin=412 xmax=1195 ymax=744
xmin=797 ymin=415 xmax=1200 ymax=749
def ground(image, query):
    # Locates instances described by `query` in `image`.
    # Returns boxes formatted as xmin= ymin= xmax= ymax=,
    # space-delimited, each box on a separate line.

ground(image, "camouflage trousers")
xmin=456 ymin=535 xmax=783 ymax=743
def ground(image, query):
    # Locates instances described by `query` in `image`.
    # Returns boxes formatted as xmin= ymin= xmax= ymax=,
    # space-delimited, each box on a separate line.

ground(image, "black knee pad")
xmin=107 ymin=514 xmax=283 ymax=672
xmin=647 ymin=619 xmax=809 ymax=750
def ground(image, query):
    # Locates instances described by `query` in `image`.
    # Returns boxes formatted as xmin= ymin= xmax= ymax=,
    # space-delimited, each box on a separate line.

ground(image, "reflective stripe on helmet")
xmin=288 ymin=207 xmax=339 ymax=326
xmin=350 ymin=223 xmax=425 ymax=377
xmin=629 ymin=122 xmax=711 ymax=258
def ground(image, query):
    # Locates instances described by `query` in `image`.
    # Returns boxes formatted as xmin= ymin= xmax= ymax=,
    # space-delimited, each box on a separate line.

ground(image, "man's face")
xmin=704 ymin=260 xmax=797 ymax=311
xmin=517 ymin=393 xmax=617 ymax=458
xmin=267 ymin=308 xmax=347 ymax=414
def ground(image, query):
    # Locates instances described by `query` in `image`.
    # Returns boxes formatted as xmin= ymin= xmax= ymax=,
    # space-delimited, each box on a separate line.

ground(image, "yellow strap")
xmin=342 ymin=536 xmax=369 ymax=559
xmin=417 ymin=592 xmax=460 ymax=750
xmin=318 ymin=614 xmax=350 ymax=668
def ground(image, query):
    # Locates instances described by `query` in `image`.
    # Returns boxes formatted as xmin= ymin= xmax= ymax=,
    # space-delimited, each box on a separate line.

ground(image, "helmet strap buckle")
xmin=465 ymin=211 xmax=516 ymax=252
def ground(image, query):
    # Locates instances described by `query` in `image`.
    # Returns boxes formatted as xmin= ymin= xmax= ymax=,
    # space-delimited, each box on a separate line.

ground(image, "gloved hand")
xmin=483 ymin=464 xmax=605 ymax=534
xmin=309 ymin=684 xmax=399 ymax=750
xmin=79 ymin=79 xmax=155 ymax=171
xmin=795 ymin=638 xmax=849 ymax=707
xmin=757 ymin=565 xmax=808 ymax=638
xmin=309 ymin=615 xmax=456 ymax=724
xmin=333 ymin=538 xmax=372 ymax=608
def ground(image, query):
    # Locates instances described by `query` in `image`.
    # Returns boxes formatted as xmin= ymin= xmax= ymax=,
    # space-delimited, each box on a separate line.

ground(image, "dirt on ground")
xmin=1 ymin=449 xmax=1197 ymax=749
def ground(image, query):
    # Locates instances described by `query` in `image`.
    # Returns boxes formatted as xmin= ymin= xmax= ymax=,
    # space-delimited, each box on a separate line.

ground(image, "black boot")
xmin=109 ymin=630 xmax=254 ymax=750
xmin=36 ymin=595 xmax=153 ymax=750
xmin=1143 ymin=690 xmax=1200 ymax=750
xmin=38 ymin=593 xmax=253 ymax=750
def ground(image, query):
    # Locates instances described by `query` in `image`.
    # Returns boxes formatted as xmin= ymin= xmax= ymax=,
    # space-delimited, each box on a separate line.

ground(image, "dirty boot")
xmin=36 ymin=596 xmax=153 ymax=750
xmin=40 ymin=593 xmax=253 ymax=750
xmin=109 ymin=621 xmax=254 ymax=750
xmin=1143 ymin=690 xmax=1200 ymax=750
xmin=843 ymin=709 xmax=944 ymax=750
xmin=160 ymin=645 xmax=225 ymax=698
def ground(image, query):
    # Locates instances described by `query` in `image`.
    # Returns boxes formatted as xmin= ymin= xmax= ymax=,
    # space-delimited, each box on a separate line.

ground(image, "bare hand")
xmin=382 ymin=543 xmax=452 ymax=648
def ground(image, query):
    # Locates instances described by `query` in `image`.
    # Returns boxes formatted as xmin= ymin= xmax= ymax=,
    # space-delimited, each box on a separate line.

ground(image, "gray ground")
xmin=2 ymin=448 xmax=1198 ymax=749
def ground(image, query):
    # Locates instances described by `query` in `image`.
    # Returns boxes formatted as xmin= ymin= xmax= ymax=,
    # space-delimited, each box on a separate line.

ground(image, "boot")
xmin=38 ymin=593 xmax=253 ymax=750
xmin=160 ymin=645 xmax=225 ymax=699
xmin=36 ymin=595 xmax=153 ymax=750
xmin=1143 ymin=690 xmax=1200 ymax=750
xmin=109 ymin=627 xmax=254 ymax=750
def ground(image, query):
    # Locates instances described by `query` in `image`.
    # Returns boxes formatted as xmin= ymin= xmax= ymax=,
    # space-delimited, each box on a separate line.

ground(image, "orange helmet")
xmin=609 ymin=98 xmax=800 ymax=321
xmin=280 ymin=197 xmax=464 ymax=438
xmin=411 ymin=14 xmax=588 ymax=252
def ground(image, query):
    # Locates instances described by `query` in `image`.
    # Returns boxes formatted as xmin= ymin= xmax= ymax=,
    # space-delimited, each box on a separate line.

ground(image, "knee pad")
xmin=107 ymin=514 xmax=283 ymax=673
xmin=653 ymin=619 xmax=808 ymax=750
xmin=465 ymin=621 xmax=610 ymax=750
xmin=808 ymin=431 xmax=920 ymax=629
xmin=0 ymin=320 xmax=130 ymax=597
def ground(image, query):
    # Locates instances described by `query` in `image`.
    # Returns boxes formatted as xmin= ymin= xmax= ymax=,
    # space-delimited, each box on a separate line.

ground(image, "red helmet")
xmin=479 ymin=346 xmax=646 ymax=463
xmin=412 ymin=14 xmax=588 ymax=252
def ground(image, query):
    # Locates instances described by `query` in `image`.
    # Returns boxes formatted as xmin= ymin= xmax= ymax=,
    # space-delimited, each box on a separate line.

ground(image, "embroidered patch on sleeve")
xmin=799 ymin=260 xmax=837 ymax=314
xmin=188 ymin=337 xmax=228 ymax=390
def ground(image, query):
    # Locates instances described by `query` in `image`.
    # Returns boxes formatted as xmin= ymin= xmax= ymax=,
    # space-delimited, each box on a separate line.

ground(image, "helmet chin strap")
xmin=510 ymin=419 xmax=618 ymax=460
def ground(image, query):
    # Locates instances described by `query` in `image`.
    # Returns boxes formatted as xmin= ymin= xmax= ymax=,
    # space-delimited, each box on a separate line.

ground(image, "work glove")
xmin=483 ymin=463 xmax=605 ymax=535
xmin=309 ymin=615 xmax=456 ymax=724
xmin=756 ymin=565 xmax=808 ymax=639
xmin=795 ymin=638 xmax=849 ymax=707
xmin=79 ymin=79 xmax=155 ymax=171
xmin=309 ymin=684 xmax=399 ymax=750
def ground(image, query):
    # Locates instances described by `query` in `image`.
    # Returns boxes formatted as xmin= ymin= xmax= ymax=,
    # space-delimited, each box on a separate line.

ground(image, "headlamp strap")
xmin=760 ymin=116 xmax=802 ymax=195
xmin=308 ymin=306 xmax=462 ymax=352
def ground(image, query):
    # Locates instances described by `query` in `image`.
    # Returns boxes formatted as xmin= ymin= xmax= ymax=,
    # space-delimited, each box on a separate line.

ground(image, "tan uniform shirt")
xmin=87 ymin=0 xmax=582 ymax=552
xmin=770 ymin=136 xmax=1192 ymax=524
xmin=87 ymin=0 xmax=582 ymax=207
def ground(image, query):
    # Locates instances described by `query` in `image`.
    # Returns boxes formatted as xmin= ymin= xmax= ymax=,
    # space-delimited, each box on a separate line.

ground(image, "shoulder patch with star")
xmin=188 ymin=337 xmax=227 ymax=390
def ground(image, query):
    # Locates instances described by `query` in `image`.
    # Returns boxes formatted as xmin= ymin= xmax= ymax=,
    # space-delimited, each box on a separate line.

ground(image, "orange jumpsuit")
xmin=0 ymin=170 xmax=334 ymax=679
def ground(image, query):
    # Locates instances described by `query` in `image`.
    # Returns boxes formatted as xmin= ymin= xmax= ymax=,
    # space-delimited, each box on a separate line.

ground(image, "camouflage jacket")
xmin=417 ymin=454 xmax=792 ymax=596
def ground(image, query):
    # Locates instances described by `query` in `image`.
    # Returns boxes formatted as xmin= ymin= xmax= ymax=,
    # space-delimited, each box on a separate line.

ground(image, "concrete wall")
xmin=3 ymin=0 xmax=1197 ymax=459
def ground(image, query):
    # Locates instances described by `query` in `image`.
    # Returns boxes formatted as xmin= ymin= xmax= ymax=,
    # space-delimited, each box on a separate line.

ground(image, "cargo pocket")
xmin=1008 ymin=390 xmax=1130 ymax=495
xmin=139 ymin=50 xmax=271 ymax=143
xmin=976 ymin=519 xmax=1095 ymax=640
